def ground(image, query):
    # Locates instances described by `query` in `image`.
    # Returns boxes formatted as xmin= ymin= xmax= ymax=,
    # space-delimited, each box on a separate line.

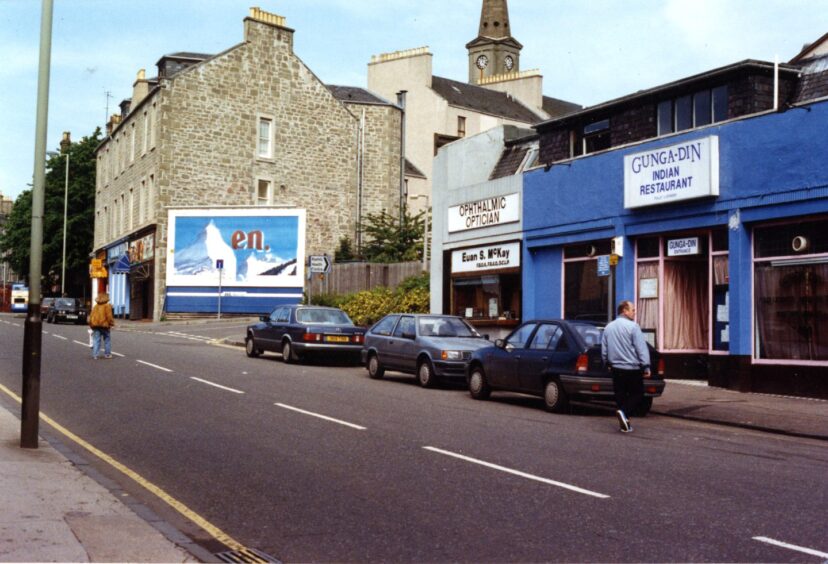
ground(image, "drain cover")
xmin=215 ymin=547 xmax=280 ymax=563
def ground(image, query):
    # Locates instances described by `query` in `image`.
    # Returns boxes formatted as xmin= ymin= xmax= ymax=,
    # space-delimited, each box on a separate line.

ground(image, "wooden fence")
xmin=308 ymin=261 xmax=427 ymax=297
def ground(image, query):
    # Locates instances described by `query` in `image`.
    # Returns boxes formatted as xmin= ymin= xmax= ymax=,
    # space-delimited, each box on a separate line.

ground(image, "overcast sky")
xmin=1 ymin=0 xmax=825 ymax=200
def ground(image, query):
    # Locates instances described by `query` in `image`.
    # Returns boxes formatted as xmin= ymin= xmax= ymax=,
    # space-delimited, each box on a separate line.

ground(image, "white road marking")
xmin=52 ymin=334 xmax=68 ymax=341
xmin=423 ymin=446 xmax=611 ymax=499
xmin=752 ymin=536 xmax=828 ymax=558
xmin=111 ymin=352 xmax=125 ymax=357
xmin=73 ymin=340 xmax=89 ymax=346
xmin=190 ymin=377 xmax=244 ymax=395
xmin=136 ymin=360 xmax=173 ymax=373
xmin=12 ymin=323 xmax=21 ymax=327
xmin=275 ymin=403 xmax=366 ymax=430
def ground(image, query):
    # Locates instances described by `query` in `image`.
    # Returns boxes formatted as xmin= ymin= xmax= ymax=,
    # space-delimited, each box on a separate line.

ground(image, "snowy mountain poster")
xmin=165 ymin=209 xmax=306 ymax=288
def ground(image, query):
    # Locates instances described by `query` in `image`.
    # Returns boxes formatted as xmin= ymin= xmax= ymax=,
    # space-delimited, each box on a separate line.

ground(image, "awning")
xmin=112 ymin=253 xmax=131 ymax=274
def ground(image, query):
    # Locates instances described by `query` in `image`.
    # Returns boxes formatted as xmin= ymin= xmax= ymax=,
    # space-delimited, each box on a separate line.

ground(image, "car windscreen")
xmin=418 ymin=316 xmax=479 ymax=338
xmin=296 ymin=308 xmax=353 ymax=325
xmin=570 ymin=322 xmax=604 ymax=347
xmin=55 ymin=298 xmax=77 ymax=308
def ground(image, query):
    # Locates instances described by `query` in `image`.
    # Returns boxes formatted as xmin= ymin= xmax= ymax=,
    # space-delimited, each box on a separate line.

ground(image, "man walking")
xmin=89 ymin=292 xmax=115 ymax=360
xmin=601 ymin=300 xmax=650 ymax=433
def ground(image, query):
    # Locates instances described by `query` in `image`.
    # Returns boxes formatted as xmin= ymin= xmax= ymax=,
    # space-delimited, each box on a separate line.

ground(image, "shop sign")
xmin=452 ymin=242 xmax=520 ymax=274
xmin=667 ymin=237 xmax=700 ymax=256
xmin=89 ymin=259 xmax=108 ymax=279
xmin=448 ymin=193 xmax=519 ymax=233
xmin=129 ymin=233 xmax=155 ymax=264
xmin=624 ymin=136 xmax=719 ymax=209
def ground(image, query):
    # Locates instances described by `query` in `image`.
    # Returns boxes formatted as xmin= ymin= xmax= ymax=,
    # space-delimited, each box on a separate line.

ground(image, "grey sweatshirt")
xmin=600 ymin=315 xmax=651 ymax=371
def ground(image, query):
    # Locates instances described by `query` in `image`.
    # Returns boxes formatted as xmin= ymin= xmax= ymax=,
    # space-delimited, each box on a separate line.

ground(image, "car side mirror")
xmin=402 ymin=331 xmax=416 ymax=340
xmin=495 ymin=338 xmax=506 ymax=349
xmin=481 ymin=334 xmax=489 ymax=341
xmin=260 ymin=315 xmax=268 ymax=322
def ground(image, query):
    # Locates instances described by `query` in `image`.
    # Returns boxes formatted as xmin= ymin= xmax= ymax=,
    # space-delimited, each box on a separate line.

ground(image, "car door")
xmin=367 ymin=315 xmax=400 ymax=368
xmin=487 ymin=323 xmax=537 ymax=388
xmin=389 ymin=316 xmax=418 ymax=373
xmin=519 ymin=323 xmax=568 ymax=393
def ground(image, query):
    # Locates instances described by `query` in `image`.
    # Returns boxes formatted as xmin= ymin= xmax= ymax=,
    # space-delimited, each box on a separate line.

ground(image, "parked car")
xmin=245 ymin=305 xmax=365 ymax=363
xmin=466 ymin=319 xmax=665 ymax=414
xmin=362 ymin=314 xmax=491 ymax=387
xmin=46 ymin=297 xmax=88 ymax=325
xmin=40 ymin=297 xmax=55 ymax=317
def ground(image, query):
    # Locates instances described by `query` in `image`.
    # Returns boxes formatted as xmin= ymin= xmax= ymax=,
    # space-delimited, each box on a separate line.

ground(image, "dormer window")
xmin=658 ymin=85 xmax=728 ymax=136
xmin=583 ymin=119 xmax=610 ymax=154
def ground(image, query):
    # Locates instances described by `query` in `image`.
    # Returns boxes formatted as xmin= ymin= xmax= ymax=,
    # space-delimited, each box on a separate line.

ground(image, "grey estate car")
xmin=361 ymin=314 xmax=490 ymax=387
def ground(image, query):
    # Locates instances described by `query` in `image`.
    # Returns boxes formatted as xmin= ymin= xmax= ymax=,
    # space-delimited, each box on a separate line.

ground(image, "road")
xmin=0 ymin=314 xmax=826 ymax=562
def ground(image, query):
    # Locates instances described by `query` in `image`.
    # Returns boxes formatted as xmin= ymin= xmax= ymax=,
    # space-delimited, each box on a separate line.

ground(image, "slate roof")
xmin=431 ymin=75 xmax=542 ymax=123
xmin=405 ymin=159 xmax=427 ymax=179
xmin=489 ymin=144 xmax=530 ymax=180
xmin=793 ymin=56 xmax=828 ymax=103
xmin=327 ymin=85 xmax=394 ymax=106
xmin=542 ymin=96 xmax=582 ymax=119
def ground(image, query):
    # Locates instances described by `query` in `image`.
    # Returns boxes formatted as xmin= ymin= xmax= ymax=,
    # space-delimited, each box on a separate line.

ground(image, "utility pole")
xmin=60 ymin=131 xmax=70 ymax=296
xmin=22 ymin=0 xmax=54 ymax=449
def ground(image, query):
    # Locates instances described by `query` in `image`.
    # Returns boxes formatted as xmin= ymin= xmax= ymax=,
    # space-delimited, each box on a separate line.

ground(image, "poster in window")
xmin=639 ymin=278 xmax=658 ymax=299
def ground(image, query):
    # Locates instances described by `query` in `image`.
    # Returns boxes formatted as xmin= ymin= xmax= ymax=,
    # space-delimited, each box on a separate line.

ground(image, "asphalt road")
xmin=1 ymin=314 xmax=826 ymax=562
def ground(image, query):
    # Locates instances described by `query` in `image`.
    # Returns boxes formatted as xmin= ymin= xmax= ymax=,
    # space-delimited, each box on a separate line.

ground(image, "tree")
xmin=361 ymin=209 xmax=425 ymax=263
xmin=0 ymin=128 xmax=101 ymax=296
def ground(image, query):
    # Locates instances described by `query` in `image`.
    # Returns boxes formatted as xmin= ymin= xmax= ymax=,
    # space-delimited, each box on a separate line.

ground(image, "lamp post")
xmin=409 ymin=194 xmax=430 ymax=272
xmin=60 ymin=132 xmax=70 ymax=296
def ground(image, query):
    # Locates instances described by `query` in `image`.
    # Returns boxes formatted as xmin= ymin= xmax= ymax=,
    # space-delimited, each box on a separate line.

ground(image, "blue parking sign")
xmin=597 ymin=255 xmax=610 ymax=277
xmin=216 ymin=259 xmax=224 ymax=270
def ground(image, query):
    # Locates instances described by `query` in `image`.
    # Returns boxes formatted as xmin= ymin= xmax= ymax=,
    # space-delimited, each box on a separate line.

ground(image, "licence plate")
xmin=325 ymin=335 xmax=349 ymax=343
xmin=66 ymin=314 xmax=78 ymax=319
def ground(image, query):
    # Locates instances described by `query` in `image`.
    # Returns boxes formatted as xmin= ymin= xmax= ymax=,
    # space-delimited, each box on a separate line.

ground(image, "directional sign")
xmin=309 ymin=255 xmax=331 ymax=274
xmin=597 ymin=255 xmax=610 ymax=277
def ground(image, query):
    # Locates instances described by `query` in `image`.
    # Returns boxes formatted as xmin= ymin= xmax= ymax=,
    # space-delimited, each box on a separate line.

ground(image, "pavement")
xmin=1 ymin=314 xmax=826 ymax=562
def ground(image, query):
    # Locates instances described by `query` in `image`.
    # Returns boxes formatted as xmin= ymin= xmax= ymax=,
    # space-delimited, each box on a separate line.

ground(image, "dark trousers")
xmin=611 ymin=368 xmax=644 ymax=416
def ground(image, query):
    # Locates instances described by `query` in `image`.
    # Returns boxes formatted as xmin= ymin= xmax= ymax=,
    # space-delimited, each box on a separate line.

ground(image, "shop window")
xmin=637 ymin=237 xmax=660 ymax=259
xmin=711 ymin=228 xmax=729 ymax=252
xmin=452 ymin=273 xmax=520 ymax=321
xmin=712 ymin=255 xmax=730 ymax=352
xmin=636 ymin=261 xmax=659 ymax=337
xmin=754 ymin=219 xmax=828 ymax=361
xmin=564 ymin=241 xmax=611 ymax=259
xmin=564 ymin=260 xmax=609 ymax=323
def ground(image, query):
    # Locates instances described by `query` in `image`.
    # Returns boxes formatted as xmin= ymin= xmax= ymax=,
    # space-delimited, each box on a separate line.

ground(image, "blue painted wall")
xmin=523 ymin=99 xmax=828 ymax=356
xmin=165 ymin=286 xmax=303 ymax=315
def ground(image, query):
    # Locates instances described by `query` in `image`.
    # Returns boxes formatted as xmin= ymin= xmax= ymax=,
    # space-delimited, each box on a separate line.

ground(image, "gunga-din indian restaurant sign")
xmin=624 ymin=136 xmax=719 ymax=209
xmin=452 ymin=242 xmax=521 ymax=274
xmin=448 ymin=193 xmax=520 ymax=233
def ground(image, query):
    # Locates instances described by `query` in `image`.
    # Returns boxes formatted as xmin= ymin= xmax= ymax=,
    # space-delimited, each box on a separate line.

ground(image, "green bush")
xmin=336 ymin=274 xmax=431 ymax=326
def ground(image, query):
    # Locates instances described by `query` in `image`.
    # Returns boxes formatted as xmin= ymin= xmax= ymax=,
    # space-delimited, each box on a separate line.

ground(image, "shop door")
xmin=663 ymin=254 xmax=709 ymax=350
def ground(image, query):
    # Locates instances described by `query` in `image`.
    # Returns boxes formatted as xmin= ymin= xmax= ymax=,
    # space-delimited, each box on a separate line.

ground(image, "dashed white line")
xmin=136 ymin=360 xmax=173 ymax=373
xmin=73 ymin=340 xmax=89 ymax=347
xmin=752 ymin=536 xmax=828 ymax=558
xmin=52 ymin=334 xmax=68 ymax=341
xmin=275 ymin=403 xmax=366 ymax=430
xmin=12 ymin=323 xmax=21 ymax=327
xmin=190 ymin=377 xmax=244 ymax=395
xmin=110 ymin=352 xmax=125 ymax=357
xmin=423 ymin=446 xmax=610 ymax=499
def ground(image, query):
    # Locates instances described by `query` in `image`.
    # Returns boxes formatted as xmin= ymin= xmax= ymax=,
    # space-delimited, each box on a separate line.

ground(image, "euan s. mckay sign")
xmin=624 ymin=136 xmax=719 ymax=209
xmin=452 ymin=242 xmax=521 ymax=274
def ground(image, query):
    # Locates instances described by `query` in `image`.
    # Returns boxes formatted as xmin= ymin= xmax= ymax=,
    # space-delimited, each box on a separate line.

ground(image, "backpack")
xmin=89 ymin=304 xmax=110 ymax=328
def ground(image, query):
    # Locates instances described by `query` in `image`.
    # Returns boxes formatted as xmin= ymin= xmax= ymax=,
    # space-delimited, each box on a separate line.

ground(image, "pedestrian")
xmin=89 ymin=292 xmax=115 ymax=360
xmin=601 ymin=300 xmax=650 ymax=433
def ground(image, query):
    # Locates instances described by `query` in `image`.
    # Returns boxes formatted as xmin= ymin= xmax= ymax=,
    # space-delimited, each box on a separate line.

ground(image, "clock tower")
xmin=466 ymin=0 xmax=522 ymax=83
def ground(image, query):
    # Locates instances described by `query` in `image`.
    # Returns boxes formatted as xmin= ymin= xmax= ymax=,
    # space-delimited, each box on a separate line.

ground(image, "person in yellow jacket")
xmin=88 ymin=292 xmax=115 ymax=359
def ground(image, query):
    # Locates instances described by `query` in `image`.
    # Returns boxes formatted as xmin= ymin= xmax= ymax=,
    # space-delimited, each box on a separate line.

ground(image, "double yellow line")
xmin=0 ymin=382 xmax=247 ymax=553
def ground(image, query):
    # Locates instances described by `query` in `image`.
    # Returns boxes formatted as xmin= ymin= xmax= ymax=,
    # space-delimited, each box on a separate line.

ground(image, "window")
xmin=658 ymin=86 xmax=729 ymax=137
xmin=564 ymin=240 xmax=612 ymax=323
xmin=754 ymin=219 xmax=828 ymax=361
xmin=257 ymin=117 xmax=273 ymax=158
xmin=452 ymin=273 xmax=521 ymax=321
xmin=130 ymin=123 xmax=136 ymax=163
xmin=277 ymin=308 xmax=290 ymax=323
xmin=506 ymin=323 xmax=537 ymax=348
xmin=371 ymin=315 xmax=399 ymax=336
xmin=143 ymin=111 xmax=149 ymax=154
xmin=457 ymin=116 xmax=466 ymax=138
xmin=147 ymin=174 xmax=155 ymax=220
xmin=257 ymin=179 xmax=272 ymax=205
xmin=583 ymin=119 xmax=610 ymax=154
xmin=128 ymin=188 xmax=134 ymax=230
xmin=150 ymin=103 xmax=156 ymax=148
xmin=530 ymin=324 xmax=564 ymax=350
xmin=138 ymin=178 xmax=146 ymax=223
xmin=393 ymin=316 xmax=416 ymax=337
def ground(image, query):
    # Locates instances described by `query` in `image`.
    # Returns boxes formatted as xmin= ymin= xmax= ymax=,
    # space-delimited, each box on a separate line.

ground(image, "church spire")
xmin=478 ymin=0 xmax=512 ymax=39
xmin=467 ymin=0 xmax=522 ymax=83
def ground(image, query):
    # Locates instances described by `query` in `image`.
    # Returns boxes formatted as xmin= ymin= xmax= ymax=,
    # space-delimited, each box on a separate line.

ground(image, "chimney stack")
xmin=132 ymin=68 xmax=150 ymax=107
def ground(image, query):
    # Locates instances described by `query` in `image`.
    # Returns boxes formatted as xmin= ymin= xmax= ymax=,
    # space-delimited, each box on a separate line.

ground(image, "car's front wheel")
xmin=543 ymin=379 xmax=569 ymax=413
xmin=367 ymin=353 xmax=385 ymax=379
xmin=468 ymin=365 xmax=491 ymax=400
xmin=417 ymin=359 xmax=436 ymax=388
xmin=245 ymin=335 xmax=261 ymax=358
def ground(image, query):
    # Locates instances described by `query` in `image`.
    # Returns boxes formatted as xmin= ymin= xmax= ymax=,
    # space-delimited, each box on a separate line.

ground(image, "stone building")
xmin=367 ymin=0 xmax=580 ymax=217
xmin=94 ymin=8 xmax=401 ymax=320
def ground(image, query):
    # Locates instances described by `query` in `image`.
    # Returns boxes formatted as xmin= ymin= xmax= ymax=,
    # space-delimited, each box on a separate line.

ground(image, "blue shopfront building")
xmin=521 ymin=55 xmax=828 ymax=397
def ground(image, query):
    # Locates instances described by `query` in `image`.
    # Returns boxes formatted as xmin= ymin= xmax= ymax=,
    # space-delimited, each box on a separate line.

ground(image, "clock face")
xmin=504 ymin=55 xmax=514 ymax=71
xmin=476 ymin=55 xmax=489 ymax=69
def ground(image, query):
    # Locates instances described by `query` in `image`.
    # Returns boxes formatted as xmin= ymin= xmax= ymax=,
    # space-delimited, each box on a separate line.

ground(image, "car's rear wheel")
xmin=245 ymin=335 xmax=261 ymax=358
xmin=468 ymin=365 xmax=491 ymax=400
xmin=367 ymin=353 xmax=385 ymax=379
xmin=632 ymin=397 xmax=653 ymax=417
xmin=543 ymin=379 xmax=569 ymax=413
xmin=282 ymin=340 xmax=299 ymax=363
xmin=417 ymin=359 xmax=436 ymax=388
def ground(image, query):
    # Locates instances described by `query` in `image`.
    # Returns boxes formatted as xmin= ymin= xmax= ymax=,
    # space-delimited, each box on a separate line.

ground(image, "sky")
xmin=1 ymin=0 xmax=826 ymax=202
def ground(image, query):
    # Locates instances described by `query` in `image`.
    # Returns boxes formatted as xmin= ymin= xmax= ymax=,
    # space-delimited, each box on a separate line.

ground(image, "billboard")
xmin=166 ymin=208 xmax=306 ymax=289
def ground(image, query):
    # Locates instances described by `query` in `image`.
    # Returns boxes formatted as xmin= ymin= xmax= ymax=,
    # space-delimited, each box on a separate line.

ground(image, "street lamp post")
xmin=60 ymin=132 xmax=70 ymax=296
xmin=410 ymin=194 xmax=430 ymax=272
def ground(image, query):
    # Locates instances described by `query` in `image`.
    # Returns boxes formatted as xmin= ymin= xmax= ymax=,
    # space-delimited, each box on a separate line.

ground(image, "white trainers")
xmin=616 ymin=410 xmax=631 ymax=433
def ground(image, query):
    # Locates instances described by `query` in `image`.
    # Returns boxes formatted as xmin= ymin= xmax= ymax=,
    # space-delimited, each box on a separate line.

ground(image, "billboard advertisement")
xmin=165 ymin=208 xmax=306 ymax=289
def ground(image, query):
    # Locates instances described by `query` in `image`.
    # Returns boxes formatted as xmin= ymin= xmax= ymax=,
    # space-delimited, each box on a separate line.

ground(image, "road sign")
xmin=216 ymin=259 xmax=224 ymax=270
xmin=309 ymin=255 xmax=331 ymax=274
xmin=597 ymin=255 xmax=610 ymax=277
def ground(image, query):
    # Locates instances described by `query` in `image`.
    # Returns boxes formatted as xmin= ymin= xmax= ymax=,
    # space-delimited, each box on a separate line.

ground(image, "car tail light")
xmin=576 ymin=354 xmax=589 ymax=374
xmin=646 ymin=386 xmax=658 ymax=394
xmin=303 ymin=332 xmax=322 ymax=342
xmin=657 ymin=357 xmax=665 ymax=377
xmin=352 ymin=334 xmax=363 ymax=344
xmin=591 ymin=384 xmax=601 ymax=392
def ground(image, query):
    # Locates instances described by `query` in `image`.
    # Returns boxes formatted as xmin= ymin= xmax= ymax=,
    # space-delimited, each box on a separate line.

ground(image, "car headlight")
xmin=441 ymin=350 xmax=463 ymax=361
